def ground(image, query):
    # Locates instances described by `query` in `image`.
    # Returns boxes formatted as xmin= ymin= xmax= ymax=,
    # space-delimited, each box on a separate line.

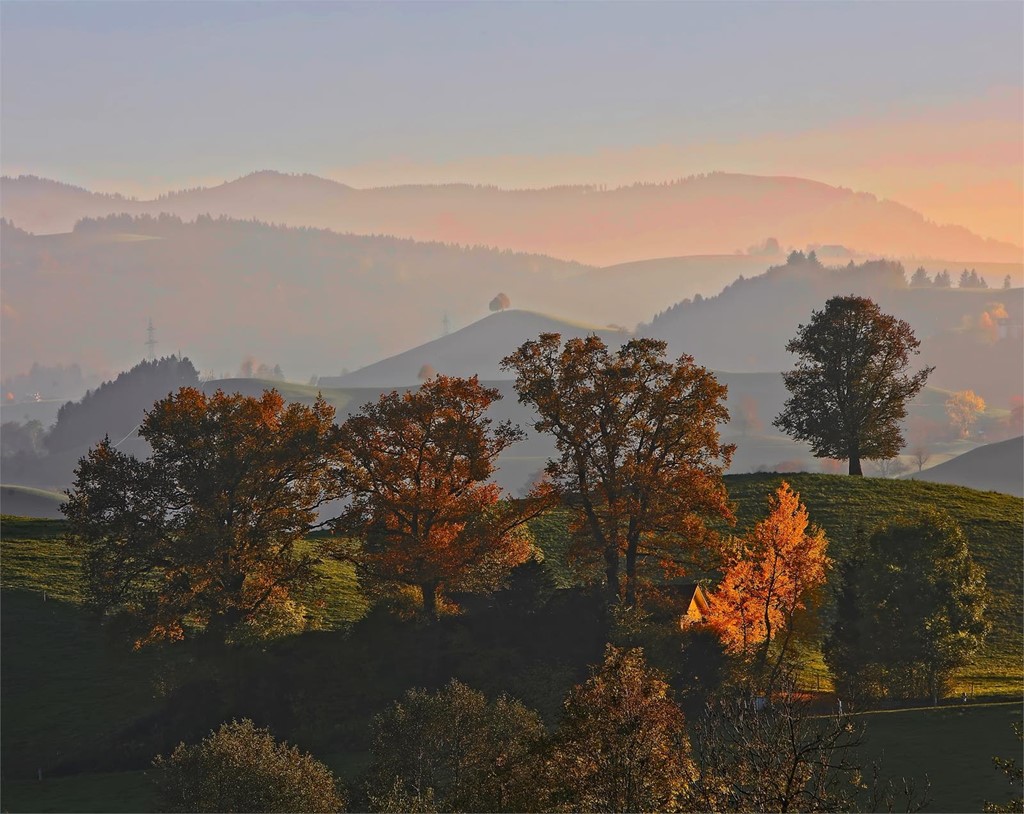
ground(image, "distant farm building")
xmin=667 ymin=583 xmax=711 ymax=628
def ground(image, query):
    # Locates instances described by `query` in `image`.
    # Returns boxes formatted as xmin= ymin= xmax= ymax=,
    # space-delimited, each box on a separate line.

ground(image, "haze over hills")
xmin=0 ymin=216 xmax=591 ymax=380
xmin=643 ymin=255 xmax=1024 ymax=405
xmin=906 ymin=436 xmax=1024 ymax=497
xmin=3 ymin=171 xmax=1020 ymax=266
xmin=321 ymin=310 xmax=628 ymax=389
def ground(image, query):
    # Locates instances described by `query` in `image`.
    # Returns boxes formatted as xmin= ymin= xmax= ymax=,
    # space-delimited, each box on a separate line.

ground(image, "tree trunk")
xmin=848 ymin=451 xmax=863 ymax=476
xmin=624 ymin=543 xmax=637 ymax=607
xmin=604 ymin=546 xmax=620 ymax=605
xmin=422 ymin=580 xmax=439 ymax=621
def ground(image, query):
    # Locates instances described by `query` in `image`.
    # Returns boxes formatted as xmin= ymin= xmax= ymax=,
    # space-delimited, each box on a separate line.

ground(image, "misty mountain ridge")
xmin=3 ymin=170 xmax=1020 ymax=266
xmin=905 ymin=436 xmax=1024 ymax=497
xmin=320 ymin=309 xmax=629 ymax=389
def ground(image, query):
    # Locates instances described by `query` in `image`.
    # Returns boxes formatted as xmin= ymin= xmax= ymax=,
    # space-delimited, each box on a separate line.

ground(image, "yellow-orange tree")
xmin=333 ymin=375 xmax=550 ymax=620
xmin=63 ymin=388 xmax=342 ymax=648
xmin=501 ymin=334 xmax=734 ymax=606
xmin=706 ymin=482 xmax=830 ymax=683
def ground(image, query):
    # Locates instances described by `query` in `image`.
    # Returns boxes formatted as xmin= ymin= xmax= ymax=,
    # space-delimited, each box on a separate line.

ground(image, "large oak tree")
xmin=502 ymin=334 xmax=734 ymax=606
xmin=774 ymin=296 xmax=932 ymax=476
xmin=63 ymin=387 xmax=342 ymax=648
xmin=332 ymin=375 xmax=550 ymax=620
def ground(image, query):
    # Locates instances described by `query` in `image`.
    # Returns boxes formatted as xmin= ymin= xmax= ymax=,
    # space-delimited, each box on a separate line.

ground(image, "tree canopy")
xmin=706 ymin=482 xmax=830 ymax=687
xmin=549 ymin=645 xmax=693 ymax=813
xmin=368 ymin=680 xmax=548 ymax=813
xmin=332 ymin=375 xmax=550 ymax=619
xmin=502 ymin=333 xmax=734 ymax=605
xmin=152 ymin=719 xmax=345 ymax=813
xmin=774 ymin=296 xmax=933 ymax=475
xmin=63 ymin=387 xmax=341 ymax=648
xmin=823 ymin=510 xmax=990 ymax=702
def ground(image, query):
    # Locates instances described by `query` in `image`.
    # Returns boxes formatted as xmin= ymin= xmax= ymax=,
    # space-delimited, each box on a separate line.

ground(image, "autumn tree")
xmin=824 ymin=510 xmax=990 ymax=702
xmin=63 ymin=388 xmax=341 ymax=648
xmin=152 ymin=719 xmax=346 ymax=813
xmin=706 ymin=482 xmax=830 ymax=687
xmin=945 ymin=389 xmax=986 ymax=438
xmin=332 ymin=375 xmax=550 ymax=620
xmin=548 ymin=646 xmax=694 ymax=812
xmin=417 ymin=363 xmax=437 ymax=381
xmin=489 ymin=292 xmax=511 ymax=312
xmin=502 ymin=334 xmax=734 ymax=606
xmin=732 ymin=393 xmax=764 ymax=438
xmin=909 ymin=444 xmax=931 ymax=473
xmin=774 ymin=296 xmax=933 ymax=476
xmin=367 ymin=680 xmax=548 ymax=813
xmin=871 ymin=456 xmax=909 ymax=478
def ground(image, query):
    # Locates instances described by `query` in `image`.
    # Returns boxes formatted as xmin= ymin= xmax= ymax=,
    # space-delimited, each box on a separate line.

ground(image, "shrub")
xmin=152 ymin=718 xmax=346 ymax=813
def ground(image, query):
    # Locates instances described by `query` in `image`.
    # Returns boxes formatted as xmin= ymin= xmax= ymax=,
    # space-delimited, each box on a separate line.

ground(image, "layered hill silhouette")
xmin=4 ymin=171 xmax=1020 ymax=266
xmin=908 ymin=436 xmax=1024 ymax=497
xmin=0 ymin=215 xmax=591 ymax=380
xmin=642 ymin=255 xmax=1024 ymax=405
xmin=321 ymin=310 xmax=628 ymax=388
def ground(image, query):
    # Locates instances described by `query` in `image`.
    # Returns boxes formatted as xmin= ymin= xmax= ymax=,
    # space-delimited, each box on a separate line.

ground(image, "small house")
xmin=667 ymin=582 xmax=711 ymax=629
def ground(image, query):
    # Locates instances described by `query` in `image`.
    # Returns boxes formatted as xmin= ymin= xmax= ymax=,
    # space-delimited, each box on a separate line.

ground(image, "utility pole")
xmin=145 ymin=318 xmax=157 ymax=360
xmin=441 ymin=313 xmax=452 ymax=337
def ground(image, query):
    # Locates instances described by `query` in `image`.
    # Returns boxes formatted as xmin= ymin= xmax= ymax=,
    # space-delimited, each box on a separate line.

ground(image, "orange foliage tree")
xmin=706 ymin=482 xmax=830 ymax=683
xmin=63 ymin=388 xmax=342 ymax=648
xmin=332 ymin=375 xmax=551 ymax=619
xmin=502 ymin=334 xmax=734 ymax=606
xmin=945 ymin=389 xmax=986 ymax=438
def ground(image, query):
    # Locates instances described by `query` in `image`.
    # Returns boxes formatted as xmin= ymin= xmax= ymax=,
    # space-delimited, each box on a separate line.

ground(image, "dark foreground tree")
xmin=690 ymin=680 xmax=929 ymax=813
xmin=984 ymin=722 xmax=1024 ymax=813
xmin=824 ymin=510 xmax=990 ymax=702
xmin=332 ymin=375 xmax=552 ymax=619
xmin=367 ymin=680 xmax=548 ymax=813
xmin=63 ymin=387 xmax=341 ymax=648
xmin=152 ymin=719 xmax=346 ymax=813
xmin=548 ymin=646 xmax=694 ymax=812
xmin=774 ymin=296 xmax=932 ymax=475
xmin=502 ymin=334 xmax=734 ymax=605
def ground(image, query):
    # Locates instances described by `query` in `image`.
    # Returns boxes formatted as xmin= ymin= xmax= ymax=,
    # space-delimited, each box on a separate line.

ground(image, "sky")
xmin=2 ymin=0 xmax=1022 ymax=243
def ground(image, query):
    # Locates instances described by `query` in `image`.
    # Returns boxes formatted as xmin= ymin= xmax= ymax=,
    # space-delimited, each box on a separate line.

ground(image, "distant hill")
xmin=0 ymin=485 xmax=64 ymax=519
xmin=3 ymin=171 xmax=1020 ymax=266
xmin=0 ymin=215 xmax=590 ymax=381
xmin=643 ymin=255 xmax=1024 ymax=405
xmin=322 ymin=309 xmax=629 ymax=388
xmin=907 ymin=436 xmax=1024 ymax=497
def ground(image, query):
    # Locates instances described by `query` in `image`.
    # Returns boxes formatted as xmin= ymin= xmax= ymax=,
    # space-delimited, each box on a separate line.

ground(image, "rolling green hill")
xmin=531 ymin=474 xmax=1023 ymax=696
xmin=1 ymin=476 xmax=1020 ymax=811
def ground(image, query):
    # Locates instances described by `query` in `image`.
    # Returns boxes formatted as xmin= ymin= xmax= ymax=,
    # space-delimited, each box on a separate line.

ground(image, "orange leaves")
xmin=502 ymin=333 xmax=734 ymax=605
xmin=65 ymin=386 xmax=341 ymax=647
xmin=335 ymin=375 xmax=546 ymax=617
xmin=707 ymin=482 xmax=830 ymax=660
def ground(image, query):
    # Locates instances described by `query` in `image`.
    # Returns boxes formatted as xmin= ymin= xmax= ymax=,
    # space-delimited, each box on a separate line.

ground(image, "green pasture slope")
xmin=1 ymin=475 xmax=1021 ymax=812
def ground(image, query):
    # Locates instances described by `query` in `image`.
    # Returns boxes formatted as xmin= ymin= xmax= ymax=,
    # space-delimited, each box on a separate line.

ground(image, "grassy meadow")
xmin=1 ymin=474 xmax=1021 ymax=812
